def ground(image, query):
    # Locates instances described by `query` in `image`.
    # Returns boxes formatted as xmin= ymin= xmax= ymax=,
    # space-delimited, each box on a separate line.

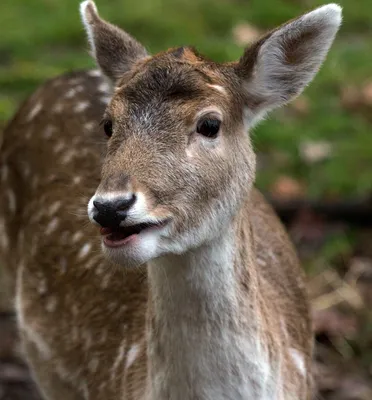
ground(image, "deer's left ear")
xmin=235 ymin=3 xmax=342 ymax=125
xmin=80 ymin=1 xmax=148 ymax=82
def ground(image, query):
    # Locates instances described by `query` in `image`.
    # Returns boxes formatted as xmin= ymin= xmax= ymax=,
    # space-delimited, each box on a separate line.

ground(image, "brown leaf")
xmin=270 ymin=175 xmax=305 ymax=200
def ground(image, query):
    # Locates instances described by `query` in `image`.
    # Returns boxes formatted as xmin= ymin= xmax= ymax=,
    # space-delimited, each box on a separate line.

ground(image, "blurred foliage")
xmin=1 ymin=0 xmax=372 ymax=197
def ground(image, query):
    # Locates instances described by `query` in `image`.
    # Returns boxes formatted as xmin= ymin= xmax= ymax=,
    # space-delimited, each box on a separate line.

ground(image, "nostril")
xmin=93 ymin=200 xmax=107 ymax=213
xmin=114 ymin=194 xmax=136 ymax=212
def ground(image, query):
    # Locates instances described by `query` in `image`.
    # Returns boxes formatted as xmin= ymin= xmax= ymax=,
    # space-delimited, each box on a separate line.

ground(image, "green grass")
xmin=1 ymin=0 xmax=371 ymax=198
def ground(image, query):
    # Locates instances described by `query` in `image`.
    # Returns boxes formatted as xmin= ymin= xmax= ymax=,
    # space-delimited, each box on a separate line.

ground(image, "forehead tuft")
xmin=113 ymin=50 xmax=219 ymax=106
xmin=166 ymin=46 xmax=205 ymax=64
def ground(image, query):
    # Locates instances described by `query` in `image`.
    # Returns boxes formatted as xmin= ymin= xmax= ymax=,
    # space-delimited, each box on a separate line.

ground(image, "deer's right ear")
xmin=80 ymin=1 xmax=148 ymax=82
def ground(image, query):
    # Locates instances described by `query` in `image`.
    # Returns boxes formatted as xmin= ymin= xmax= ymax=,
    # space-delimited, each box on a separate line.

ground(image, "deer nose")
xmin=92 ymin=195 xmax=136 ymax=228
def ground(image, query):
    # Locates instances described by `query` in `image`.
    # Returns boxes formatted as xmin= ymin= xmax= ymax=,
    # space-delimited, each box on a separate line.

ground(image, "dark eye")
xmin=196 ymin=118 xmax=220 ymax=138
xmin=103 ymin=120 xmax=113 ymax=138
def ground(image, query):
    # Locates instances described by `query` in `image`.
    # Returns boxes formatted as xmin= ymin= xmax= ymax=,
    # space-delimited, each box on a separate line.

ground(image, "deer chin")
xmin=100 ymin=220 xmax=171 ymax=267
xmin=100 ymin=221 xmax=168 ymax=248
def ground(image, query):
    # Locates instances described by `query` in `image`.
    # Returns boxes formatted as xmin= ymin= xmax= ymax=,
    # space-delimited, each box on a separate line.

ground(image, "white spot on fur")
xmin=60 ymin=257 xmax=67 ymax=274
xmin=98 ymin=81 xmax=110 ymax=93
xmin=54 ymin=141 xmax=65 ymax=153
xmin=289 ymin=348 xmax=306 ymax=377
xmin=126 ymin=344 xmax=140 ymax=369
xmin=73 ymin=176 xmax=82 ymax=185
xmin=84 ymin=121 xmax=96 ymax=131
xmin=48 ymin=201 xmax=62 ymax=216
xmin=101 ymin=274 xmax=111 ymax=289
xmin=65 ymin=88 xmax=77 ymax=98
xmin=110 ymin=337 xmax=126 ymax=381
xmin=79 ymin=243 xmax=92 ymax=259
xmin=99 ymin=382 xmax=107 ymax=393
xmin=72 ymin=231 xmax=83 ymax=243
xmin=75 ymin=101 xmax=89 ymax=113
xmin=85 ymin=257 xmax=100 ymax=270
xmin=100 ymin=95 xmax=111 ymax=104
xmin=69 ymin=77 xmax=82 ymax=86
xmin=82 ymin=382 xmax=90 ymax=400
xmin=0 ymin=219 xmax=9 ymax=250
xmin=46 ymin=296 xmax=57 ymax=312
xmin=82 ymin=329 xmax=93 ymax=350
xmin=87 ymin=69 xmax=101 ymax=78
xmin=53 ymin=103 xmax=64 ymax=113
xmin=43 ymin=125 xmax=56 ymax=139
xmin=45 ymin=218 xmax=59 ymax=235
xmin=99 ymin=330 xmax=108 ymax=343
xmin=22 ymin=163 xmax=31 ymax=178
xmin=95 ymin=264 xmax=106 ymax=275
xmin=26 ymin=102 xmax=42 ymax=121
xmin=76 ymin=85 xmax=84 ymax=93
xmin=38 ymin=279 xmax=47 ymax=295
xmin=61 ymin=151 xmax=76 ymax=164
xmin=16 ymin=268 xmax=50 ymax=360
xmin=7 ymin=190 xmax=16 ymax=214
xmin=89 ymin=358 xmax=99 ymax=373
xmin=72 ymin=304 xmax=79 ymax=317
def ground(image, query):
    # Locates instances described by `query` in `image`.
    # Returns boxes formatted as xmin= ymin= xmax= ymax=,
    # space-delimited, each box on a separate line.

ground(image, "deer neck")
xmin=146 ymin=214 xmax=272 ymax=400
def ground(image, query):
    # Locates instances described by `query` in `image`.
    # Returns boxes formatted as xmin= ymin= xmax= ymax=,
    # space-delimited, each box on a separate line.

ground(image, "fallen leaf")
xmin=270 ymin=175 xmax=305 ymax=200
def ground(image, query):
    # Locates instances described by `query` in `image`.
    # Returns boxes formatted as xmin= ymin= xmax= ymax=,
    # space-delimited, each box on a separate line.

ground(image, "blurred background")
xmin=0 ymin=0 xmax=371 ymax=399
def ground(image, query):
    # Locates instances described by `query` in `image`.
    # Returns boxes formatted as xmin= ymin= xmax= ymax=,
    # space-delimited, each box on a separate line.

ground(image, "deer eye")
xmin=102 ymin=120 xmax=113 ymax=138
xmin=196 ymin=118 xmax=221 ymax=139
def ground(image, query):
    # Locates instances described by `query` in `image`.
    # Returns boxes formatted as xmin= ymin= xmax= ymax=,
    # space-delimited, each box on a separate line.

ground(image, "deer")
xmin=0 ymin=1 xmax=342 ymax=399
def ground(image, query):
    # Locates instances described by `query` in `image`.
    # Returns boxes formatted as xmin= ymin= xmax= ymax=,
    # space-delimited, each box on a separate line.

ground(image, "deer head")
xmin=82 ymin=1 xmax=341 ymax=266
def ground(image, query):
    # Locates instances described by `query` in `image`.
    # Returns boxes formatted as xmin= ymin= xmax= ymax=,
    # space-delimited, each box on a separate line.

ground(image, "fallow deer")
xmin=0 ymin=1 xmax=342 ymax=399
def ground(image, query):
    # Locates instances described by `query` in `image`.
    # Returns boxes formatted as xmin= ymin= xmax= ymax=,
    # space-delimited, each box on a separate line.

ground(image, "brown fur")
xmin=0 ymin=2 xmax=342 ymax=399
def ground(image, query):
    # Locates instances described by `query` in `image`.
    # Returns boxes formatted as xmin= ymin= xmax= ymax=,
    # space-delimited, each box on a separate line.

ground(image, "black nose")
xmin=92 ymin=195 xmax=136 ymax=228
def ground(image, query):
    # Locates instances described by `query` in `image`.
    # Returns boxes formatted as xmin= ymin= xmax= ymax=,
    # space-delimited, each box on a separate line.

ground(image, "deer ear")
xmin=80 ymin=1 xmax=148 ymax=82
xmin=235 ymin=3 xmax=342 ymax=126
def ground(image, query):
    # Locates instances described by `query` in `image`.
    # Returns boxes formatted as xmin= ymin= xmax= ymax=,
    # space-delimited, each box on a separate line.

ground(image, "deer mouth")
xmin=100 ymin=221 xmax=168 ymax=248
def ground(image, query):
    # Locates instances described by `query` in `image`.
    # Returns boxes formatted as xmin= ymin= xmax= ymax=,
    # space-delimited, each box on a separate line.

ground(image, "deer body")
xmin=0 ymin=2 xmax=342 ymax=399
